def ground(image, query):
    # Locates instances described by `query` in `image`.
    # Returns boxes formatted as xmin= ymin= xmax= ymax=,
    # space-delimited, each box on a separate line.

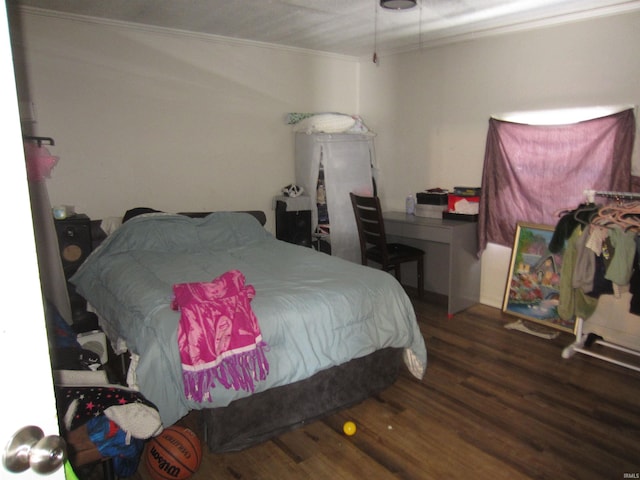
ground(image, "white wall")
xmin=358 ymin=11 xmax=640 ymax=307
xmin=10 ymin=8 xmax=640 ymax=310
xmin=9 ymin=9 xmax=360 ymax=231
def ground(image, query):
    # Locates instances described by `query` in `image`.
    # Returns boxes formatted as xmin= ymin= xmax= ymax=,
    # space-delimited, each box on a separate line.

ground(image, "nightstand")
xmin=274 ymin=195 xmax=312 ymax=247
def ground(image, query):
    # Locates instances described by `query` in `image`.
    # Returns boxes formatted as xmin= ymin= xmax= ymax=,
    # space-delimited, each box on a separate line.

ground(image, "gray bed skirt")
xmin=201 ymin=347 xmax=404 ymax=452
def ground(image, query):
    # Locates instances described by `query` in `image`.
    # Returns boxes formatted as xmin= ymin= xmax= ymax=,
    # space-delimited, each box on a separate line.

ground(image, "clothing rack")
xmin=562 ymin=189 xmax=640 ymax=372
xmin=584 ymin=189 xmax=640 ymax=202
xmin=23 ymin=135 xmax=55 ymax=147
xmin=562 ymin=316 xmax=640 ymax=372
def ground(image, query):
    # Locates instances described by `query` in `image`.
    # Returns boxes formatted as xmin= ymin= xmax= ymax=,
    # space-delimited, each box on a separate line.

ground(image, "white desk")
xmin=383 ymin=212 xmax=481 ymax=316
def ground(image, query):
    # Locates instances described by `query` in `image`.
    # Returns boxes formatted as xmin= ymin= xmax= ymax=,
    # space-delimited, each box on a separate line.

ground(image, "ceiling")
xmin=10 ymin=0 xmax=640 ymax=57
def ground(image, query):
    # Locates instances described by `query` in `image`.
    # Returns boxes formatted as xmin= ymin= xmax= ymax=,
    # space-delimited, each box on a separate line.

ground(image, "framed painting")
xmin=502 ymin=222 xmax=574 ymax=333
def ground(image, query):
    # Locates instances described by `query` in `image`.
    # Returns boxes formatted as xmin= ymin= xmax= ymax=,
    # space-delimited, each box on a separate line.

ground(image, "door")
xmin=0 ymin=3 xmax=65 ymax=479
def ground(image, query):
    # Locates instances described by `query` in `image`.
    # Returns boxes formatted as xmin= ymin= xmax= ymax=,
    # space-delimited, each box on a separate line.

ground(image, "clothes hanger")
xmin=23 ymin=135 xmax=55 ymax=147
xmin=591 ymin=202 xmax=640 ymax=232
xmin=554 ymin=202 xmax=597 ymax=218
xmin=572 ymin=203 xmax=599 ymax=226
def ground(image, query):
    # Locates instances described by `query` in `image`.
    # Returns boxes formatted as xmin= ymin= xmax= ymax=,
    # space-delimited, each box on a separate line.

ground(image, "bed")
xmin=70 ymin=211 xmax=427 ymax=452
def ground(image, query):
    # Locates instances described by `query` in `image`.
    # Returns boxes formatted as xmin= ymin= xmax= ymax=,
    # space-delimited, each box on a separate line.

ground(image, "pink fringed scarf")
xmin=171 ymin=270 xmax=269 ymax=403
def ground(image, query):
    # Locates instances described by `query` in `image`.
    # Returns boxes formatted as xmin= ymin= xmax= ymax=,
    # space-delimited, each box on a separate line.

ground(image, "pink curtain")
xmin=478 ymin=109 xmax=636 ymax=255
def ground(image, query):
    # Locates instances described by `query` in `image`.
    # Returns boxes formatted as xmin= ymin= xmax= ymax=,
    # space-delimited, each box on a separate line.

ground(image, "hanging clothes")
xmin=604 ymin=226 xmax=637 ymax=286
xmin=557 ymin=226 xmax=598 ymax=321
xmin=549 ymin=203 xmax=599 ymax=253
xmin=554 ymin=196 xmax=640 ymax=319
xmin=571 ymin=223 xmax=596 ymax=293
xmin=629 ymin=245 xmax=640 ymax=315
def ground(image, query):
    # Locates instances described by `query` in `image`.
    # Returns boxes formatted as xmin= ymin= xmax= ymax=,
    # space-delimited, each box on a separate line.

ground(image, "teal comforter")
xmin=71 ymin=212 xmax=427 ymax=426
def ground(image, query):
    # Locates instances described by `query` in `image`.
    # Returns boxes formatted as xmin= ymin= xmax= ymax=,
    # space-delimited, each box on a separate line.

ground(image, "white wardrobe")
xmin=294 ymin=132 xmax=376 ymax=263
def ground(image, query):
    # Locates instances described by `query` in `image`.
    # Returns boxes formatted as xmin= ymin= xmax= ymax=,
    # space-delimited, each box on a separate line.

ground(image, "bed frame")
xmin=90 ymin=210 xmax=267 ymax=245
xmin=201 ymin=347 xmax=403 ymax=452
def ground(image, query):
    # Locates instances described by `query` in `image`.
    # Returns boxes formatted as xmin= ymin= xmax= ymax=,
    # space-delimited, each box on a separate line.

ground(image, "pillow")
xmin=123 ymin=207 xmax=164 ymax=223
xmin=293 ymin=114 xmax=356 ymax=134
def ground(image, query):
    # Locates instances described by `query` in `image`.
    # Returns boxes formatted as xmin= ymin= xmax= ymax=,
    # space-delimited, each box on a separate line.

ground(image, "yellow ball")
xmin=343 ymin=421 xmax=357 ymax=436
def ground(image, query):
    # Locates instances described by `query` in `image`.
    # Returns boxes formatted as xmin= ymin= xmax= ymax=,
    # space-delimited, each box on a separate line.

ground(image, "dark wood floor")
xmin=93 ymin=295 xmax=640 ymax=480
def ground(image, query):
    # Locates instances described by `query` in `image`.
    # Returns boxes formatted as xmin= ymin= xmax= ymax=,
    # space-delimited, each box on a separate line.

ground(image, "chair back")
xmin=350 ymin=193 xmax=389 ymax=264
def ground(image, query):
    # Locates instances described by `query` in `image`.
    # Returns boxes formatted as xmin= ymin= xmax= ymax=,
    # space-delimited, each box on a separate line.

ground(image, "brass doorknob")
xmin=3 ymin=426 xmax=67 ymax=474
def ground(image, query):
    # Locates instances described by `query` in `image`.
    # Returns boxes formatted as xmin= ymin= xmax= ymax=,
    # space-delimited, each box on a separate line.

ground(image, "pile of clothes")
xmin=46 ymin=301 xmax=163 ymax=477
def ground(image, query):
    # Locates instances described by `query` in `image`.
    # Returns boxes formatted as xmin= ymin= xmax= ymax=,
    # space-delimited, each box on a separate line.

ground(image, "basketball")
xmin=144 ymin=426 xmax=202 ymax=480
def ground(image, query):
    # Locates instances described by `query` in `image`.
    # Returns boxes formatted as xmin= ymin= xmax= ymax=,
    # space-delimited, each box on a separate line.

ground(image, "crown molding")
xmin=14 ymin=6 xmax=359 ymax=61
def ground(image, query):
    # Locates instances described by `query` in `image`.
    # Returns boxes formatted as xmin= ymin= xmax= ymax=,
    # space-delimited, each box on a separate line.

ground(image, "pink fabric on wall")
xmin=24 ymin=143 xmax=59 ymax=182
xmin=478 ymin=109 xmax=636 ymax=256
xmin=24 ymin=140 xmax=73 ymax=324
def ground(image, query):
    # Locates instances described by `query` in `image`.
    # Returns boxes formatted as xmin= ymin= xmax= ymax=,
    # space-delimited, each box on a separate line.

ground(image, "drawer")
xmin=402 ymin=223 xmax=451 ymax=243
xmin=385 ymin=220 xmax=452 ymax=243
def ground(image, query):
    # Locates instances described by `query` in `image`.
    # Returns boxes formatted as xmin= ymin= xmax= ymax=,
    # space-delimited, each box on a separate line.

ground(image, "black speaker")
xmin=275 ymin=201 xmax=312 ymax=247
xmin=54 ymin=214 xmax=92 ymax=279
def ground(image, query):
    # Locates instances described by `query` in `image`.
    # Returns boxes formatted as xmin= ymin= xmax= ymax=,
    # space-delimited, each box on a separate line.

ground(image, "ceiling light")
xmin=380 ymin=0 xmax=417 ymax=10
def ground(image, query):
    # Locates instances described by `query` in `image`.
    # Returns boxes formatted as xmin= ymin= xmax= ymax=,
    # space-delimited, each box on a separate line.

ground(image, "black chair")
xmin=350 ymin=193 xmax=424 ymax=297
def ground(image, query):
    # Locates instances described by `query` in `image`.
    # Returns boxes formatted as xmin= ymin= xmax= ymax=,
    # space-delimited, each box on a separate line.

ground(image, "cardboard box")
xmin=448 ymin=194 xmax=480 ymax=213
xmin=452 ymin=186 xmax=481 ymax=196
xmin=416 ymin=191 xmax=448 ymax=205
xmin=415 ymin=204 xmax=446 ymax=218
xmin=442 ymin=212 xmax=479 ymax=222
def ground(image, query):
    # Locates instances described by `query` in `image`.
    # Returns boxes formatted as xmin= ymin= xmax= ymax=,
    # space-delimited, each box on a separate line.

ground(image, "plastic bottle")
xmin=405 ymin=194 xmax=415 ymax=215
